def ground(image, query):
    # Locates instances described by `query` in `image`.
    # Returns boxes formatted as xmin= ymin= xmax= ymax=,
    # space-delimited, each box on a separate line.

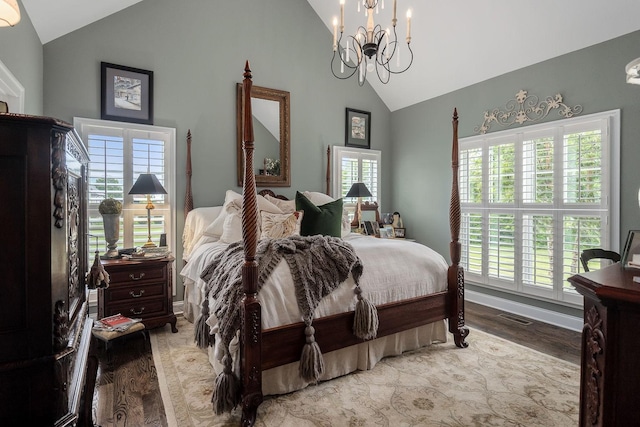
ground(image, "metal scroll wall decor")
xmin=475 ymin=89 xmax=583 ymax=134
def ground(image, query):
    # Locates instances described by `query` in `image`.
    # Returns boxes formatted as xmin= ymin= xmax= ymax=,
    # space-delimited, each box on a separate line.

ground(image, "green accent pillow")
xmin=295 ymin=191 xmax=343 ymax=237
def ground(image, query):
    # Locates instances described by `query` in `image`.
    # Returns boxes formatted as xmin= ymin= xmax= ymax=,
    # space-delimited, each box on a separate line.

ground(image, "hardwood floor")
xmin=92 ymin=302 xmax=582 ymax=426
xmin=92 ymin=330 xmax=167 ymax=427
xmin=465 ymin=301 xmax=581 ymax=365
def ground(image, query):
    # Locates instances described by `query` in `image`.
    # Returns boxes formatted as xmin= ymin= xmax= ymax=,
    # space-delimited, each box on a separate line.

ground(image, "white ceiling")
xmin=21 ymin=0 xmax=640 ymax=112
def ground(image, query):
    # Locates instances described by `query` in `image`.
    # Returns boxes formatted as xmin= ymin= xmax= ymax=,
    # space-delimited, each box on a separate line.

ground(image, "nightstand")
xmin=99 ymin=256 xmax=178 ymax=333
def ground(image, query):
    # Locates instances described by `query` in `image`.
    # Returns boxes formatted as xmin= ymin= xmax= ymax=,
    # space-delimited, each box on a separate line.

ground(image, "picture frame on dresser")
xmin=345 ymin=108 xmax=371 ymax=148
xmin=101 ymin=62 xmax=154 ymax=124
xmin=622 ymin=229 xmax=640 ymax=268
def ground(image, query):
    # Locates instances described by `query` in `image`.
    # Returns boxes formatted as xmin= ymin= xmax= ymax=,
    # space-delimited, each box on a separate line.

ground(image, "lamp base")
xmin=142 ymin=240 xmax=157 ymax=248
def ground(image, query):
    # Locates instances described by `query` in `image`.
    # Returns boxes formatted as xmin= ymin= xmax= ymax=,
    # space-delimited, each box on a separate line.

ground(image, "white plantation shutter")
xmin=75 ymin=118 xmax=176 ymax=254
xmin=333 ymin=146 xmax=381 ymax=216
xmin=459 ymin=110 xmax=619 ymax=306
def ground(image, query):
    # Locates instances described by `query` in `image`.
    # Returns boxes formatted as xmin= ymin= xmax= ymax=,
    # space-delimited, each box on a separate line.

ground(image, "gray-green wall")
xmin=41 ymin=0 xmax=392 ymax=300
xmin=391 ymin=30 xmax=640 ymax=317
xmin=7 ymin=0 xmax=639 ymax=314
xmin=0 ymin=0 xmax=43 ymax=115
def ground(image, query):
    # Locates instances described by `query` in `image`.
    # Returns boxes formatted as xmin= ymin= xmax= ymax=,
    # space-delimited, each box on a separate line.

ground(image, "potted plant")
xmin=99 ymin=198 xmax=122 ymax=258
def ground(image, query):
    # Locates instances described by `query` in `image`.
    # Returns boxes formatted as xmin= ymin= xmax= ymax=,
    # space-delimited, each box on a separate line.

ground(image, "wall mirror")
xmin=237 ymin=83 xmax=291 ymax=187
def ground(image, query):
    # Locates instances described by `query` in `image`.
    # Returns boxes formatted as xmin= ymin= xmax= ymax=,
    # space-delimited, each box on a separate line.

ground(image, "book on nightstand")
xmin=94 ymin=313 xmax=142 ymax=332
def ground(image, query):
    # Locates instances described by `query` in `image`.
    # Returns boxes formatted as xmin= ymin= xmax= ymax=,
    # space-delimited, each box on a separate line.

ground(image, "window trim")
xmin=460 ymin=109 xmax=620 ymax=308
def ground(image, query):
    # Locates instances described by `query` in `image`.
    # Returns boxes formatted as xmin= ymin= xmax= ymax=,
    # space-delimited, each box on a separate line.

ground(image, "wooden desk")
xmin=568 ymin=264 xmax=640 ymax=426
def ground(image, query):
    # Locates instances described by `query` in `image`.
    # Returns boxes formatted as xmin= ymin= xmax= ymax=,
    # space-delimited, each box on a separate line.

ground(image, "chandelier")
xmin=331 ymin=0 xmax=413 ymax=85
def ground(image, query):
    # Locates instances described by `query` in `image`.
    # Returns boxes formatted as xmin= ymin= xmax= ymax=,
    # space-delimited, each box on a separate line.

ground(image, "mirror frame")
xmin=236 ymin=83 xmax=291 ymax=187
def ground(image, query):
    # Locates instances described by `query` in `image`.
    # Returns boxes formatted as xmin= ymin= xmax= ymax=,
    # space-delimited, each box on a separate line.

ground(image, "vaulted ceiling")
xmin=21 ymin=0 xmax=640 ymax=111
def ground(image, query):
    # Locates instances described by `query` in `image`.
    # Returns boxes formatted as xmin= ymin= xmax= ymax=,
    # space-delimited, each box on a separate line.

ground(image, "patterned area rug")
xmin=150 ymin=316 xmax=579 ymax=427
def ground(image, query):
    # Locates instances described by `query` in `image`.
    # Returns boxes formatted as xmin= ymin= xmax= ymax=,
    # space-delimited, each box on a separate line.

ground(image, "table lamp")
xmin=128 ymin=173 xmax=167 ymax=247
xmin=346 ymin=182 xmax=372 ymax=228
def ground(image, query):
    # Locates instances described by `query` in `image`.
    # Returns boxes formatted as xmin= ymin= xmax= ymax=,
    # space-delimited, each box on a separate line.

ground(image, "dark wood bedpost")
xmin=185 ymin=130 xmax=193 ymax=217
xmin=326 ymin=145 xmax=331 ymax=196
xmin=448 ymin=108 xmax=469 ymax=348
xmin=240 ymin=61 xmax=263 ymax=426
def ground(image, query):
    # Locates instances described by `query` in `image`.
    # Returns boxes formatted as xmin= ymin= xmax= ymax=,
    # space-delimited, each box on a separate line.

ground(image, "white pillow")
xmin=210 ymin=189 xmax=287 ymax=243
xmin=302 ymin=191 xmax=334 ymax=206
xmin=264 ymin=194 xmax=296 ymax=213
xmin=203 ymin=190 xmax=284 ymax=239
xmin=260 ymin=211 xmax=303 ymax=239
xmin=220 ymin=208 xmax=244 ymax=243
xmin=203 ymin=190 xmax=242 ymax=238
xmin=182 ymin=206 xmax=223 ymax=259
xmin=302 ymin=191 xmax=351 ymax=237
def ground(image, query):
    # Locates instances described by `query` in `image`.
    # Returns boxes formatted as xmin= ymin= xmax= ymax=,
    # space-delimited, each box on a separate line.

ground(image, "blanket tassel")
xmin=211 ymin=355 xmax=239 ymax=415
xmin=299 ymin=325 xmax=324 ymax=383
xmin=353 ymin=287 xmax=379 ymax=341
xmin=194 ymin=299 xmax=212 ymax=348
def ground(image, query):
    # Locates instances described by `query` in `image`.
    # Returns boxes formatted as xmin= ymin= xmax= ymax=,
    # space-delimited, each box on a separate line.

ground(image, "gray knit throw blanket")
xmin=195 ymin=234 xmax=379 ymax=414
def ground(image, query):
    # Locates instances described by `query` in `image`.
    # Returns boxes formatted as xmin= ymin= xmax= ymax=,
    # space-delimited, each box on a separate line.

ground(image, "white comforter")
xmin=180 ymin=233 xmax=449 ymax=328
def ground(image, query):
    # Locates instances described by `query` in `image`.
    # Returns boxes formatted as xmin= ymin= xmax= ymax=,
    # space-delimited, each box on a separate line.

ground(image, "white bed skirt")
xmin=184 ymin=278 xmax=448 ymax=396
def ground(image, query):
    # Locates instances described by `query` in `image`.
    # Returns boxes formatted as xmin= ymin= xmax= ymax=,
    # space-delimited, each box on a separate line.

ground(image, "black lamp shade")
xmin=129 ymin=173 xmax=167 ymax=195
xmin=345 ymin=182 xmax=372 ymax=198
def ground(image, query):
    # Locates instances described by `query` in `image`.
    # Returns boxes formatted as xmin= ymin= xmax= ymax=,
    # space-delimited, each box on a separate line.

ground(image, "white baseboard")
xmin=466 ymin=290 xmax=583 ymax=332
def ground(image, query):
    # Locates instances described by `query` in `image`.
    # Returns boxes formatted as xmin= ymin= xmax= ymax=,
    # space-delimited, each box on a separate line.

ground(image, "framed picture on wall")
xmin=101 ymin=62 xmax=154 ymax=124
xmin=345 ymin=108 xmax=371 ymax=148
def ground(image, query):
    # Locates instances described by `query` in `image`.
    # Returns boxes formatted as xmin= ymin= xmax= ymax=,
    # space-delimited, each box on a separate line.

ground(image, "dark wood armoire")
xmin=0 ymin=114 xmax=96 ymax=426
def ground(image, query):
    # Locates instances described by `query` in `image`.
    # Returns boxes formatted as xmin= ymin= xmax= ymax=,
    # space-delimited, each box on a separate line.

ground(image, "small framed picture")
xmin=363 ymin=220 xmax=375 ymax=236
xmin=371 ymin=221 xmax=380 ymax=237
xmin=622 ymin=230 xmax=640 ymax=268
xmin=394 ymin=227 xmax=406 ymax=238
xmin=345 ymin=108 xmax=371 ymax=148
xmin=380 ymin=225 xmax=395 ymax=239
xmin=101 ymin=62 xmax=154 ymax=124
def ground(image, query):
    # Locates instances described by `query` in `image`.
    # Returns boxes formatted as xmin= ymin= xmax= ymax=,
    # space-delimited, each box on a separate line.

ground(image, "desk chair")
xmin=580 ymin=248 xmax=621 ymax=272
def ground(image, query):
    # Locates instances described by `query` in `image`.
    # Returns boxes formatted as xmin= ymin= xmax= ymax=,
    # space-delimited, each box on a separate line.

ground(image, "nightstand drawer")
xmin=105 ymin=282 xmax=165 ymax=303
xmin=108 ymin=263 xmax=167 ymax=284
xmin=104 ymin=297 xmax=167 ymax=319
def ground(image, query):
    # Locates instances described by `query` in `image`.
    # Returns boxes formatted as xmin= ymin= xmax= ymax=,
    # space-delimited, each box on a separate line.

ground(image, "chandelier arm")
xmin=331 ymin=49 xmax=360 ymax=80
xmin=387 ymin=42 xmax=413 ymax=75
xmin=374 ymin=63 xmax=391 ymax=84
xmin=375 ymin=24 xmax=399 ymax=66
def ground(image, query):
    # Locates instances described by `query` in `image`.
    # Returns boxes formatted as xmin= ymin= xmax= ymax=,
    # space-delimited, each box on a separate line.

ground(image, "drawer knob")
xmin=130 ymin=307 xmax=145 ymax=315
xmin=129 ymin=272 xmax=146 ymax=281
xmin=130 ymin=290 xmax=145 ymax=298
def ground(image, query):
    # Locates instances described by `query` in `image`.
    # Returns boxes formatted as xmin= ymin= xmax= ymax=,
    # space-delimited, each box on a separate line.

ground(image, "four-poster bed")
xmin=180 ymin=61 xmax=468 ymax=426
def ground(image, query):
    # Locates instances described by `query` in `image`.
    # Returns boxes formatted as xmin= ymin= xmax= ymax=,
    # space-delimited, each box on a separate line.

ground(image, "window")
xmin=74 ymin=118 xmax=176 ymax=256
xmin=459 ymin=110 xmax=619 ymax=306
xmin=332 ymin=146 xmax=381 ymax=218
